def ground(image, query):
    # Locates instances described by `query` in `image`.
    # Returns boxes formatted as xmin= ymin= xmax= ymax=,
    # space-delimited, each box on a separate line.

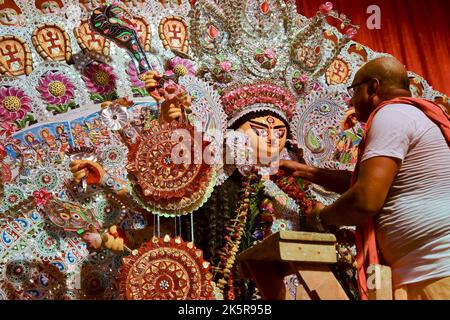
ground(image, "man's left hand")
xmin=305 ymin=201 xmax=327 ymax=232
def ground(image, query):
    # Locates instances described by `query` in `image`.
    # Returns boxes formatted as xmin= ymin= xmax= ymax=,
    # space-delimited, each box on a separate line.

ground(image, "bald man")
xmin=280 ymin=57 xmax=450 ymax=300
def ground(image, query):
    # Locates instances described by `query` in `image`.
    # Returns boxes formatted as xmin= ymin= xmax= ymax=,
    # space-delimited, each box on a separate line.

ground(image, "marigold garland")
xmin=214 ymin=171 xmax=260 ymax=300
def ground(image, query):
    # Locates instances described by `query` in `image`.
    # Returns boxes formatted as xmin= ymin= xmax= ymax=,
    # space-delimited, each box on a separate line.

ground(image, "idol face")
xmin=39 ymin=1 xmax=62 ymax=14
xmin=0 ymin=8 xmax=20 ymax=26
xmin=238 ymin=114 xmax=287 ymax=164
xmin=79 ymin=0 xmax=101 ymax=11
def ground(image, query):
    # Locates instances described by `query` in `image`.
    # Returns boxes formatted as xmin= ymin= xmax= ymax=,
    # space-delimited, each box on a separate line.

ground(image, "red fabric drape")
xmin=297 ymin=0 xmax=450 ymax=95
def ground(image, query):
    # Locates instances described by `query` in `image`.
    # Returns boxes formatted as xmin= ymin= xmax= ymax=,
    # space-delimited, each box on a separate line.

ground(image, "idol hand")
xmin=141 ymin=70 xmax=163 ymax=101
xmin=69 ymin=160 xmax=106 ymax=185
xmin=160 ymin=92 xmax=191 ymax=122
xmin=101 ymin=225 xmax=126 ymax=252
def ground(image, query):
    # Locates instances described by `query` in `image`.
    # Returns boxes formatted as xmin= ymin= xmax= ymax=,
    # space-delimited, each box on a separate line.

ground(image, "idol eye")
xmin=118 ymin=34 xmax=130 ymax=42
xmin=59 ymin=213 xmax=70 ymax=220
xmin=71 ymin=213 xmax=82 ymax=220
xmin=274 ymin=128 xmax=286 ymax=139
xmin=250 ymin=125 xmax=267 ymax=137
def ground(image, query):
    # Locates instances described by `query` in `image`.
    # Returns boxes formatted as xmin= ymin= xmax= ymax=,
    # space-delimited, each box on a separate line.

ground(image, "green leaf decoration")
xmin=14 ymin=114 xmax=36 ymax=129
xmin=90 ymin=93 xmax=104 ymax=103
xmin=306 ymin=128 xmax=323 ymax=153
xmin=132 ymin=87 xmax=148 ymax=97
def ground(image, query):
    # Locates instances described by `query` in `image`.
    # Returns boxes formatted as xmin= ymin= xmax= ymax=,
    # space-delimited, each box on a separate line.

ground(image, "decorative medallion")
xmin=126 ymin=120 xmax=214 ymax=216
xmin=325 ymin=58 xmax=351 ymax=85
xmin=294 ymin=45 xmax=322 ymax=71
xmin=292 ymin=88 xmax=349 ymax=167
xmin=32 ymin=24 xmax=72 ymax=63
xmin=101 ymin=144 xmax=127 ymax=168
xmin=0 ymin=36 xmax=33 ymax=76
xmin=81 ymin=266 xmax=111 ymax=298
xmin=34 ymin=230 xmax=62 ymax=259
xmin=133 ymin=16 xmax=151 ymax=52
xmin=158 ymin=16 xmax=189 ymax=54
xmin=5 ymin=259 xmax=32 ymax=283
xmin=74 ymin=19 xmax=110 ymax=59
xmin=2 ymin=185 xmax=26 ymax=210
xmin=347 ymin=43 xmax=368 ymax=67
xmin=119 ymin=235 xmax=216 ymax=300
xmin=33 ymin=168 xmax=60 ymax=192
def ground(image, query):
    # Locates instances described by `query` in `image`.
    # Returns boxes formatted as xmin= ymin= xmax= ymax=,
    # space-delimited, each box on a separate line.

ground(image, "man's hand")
xmin=69 ymin=160 xmax=106 ymax=185
xmin=304 ymin=201 xmax=327 ymax=232
xmin=278 ymin=159 xmax=310 ymax=179
xmin=278 ymin=159 xmax=352 ymax=194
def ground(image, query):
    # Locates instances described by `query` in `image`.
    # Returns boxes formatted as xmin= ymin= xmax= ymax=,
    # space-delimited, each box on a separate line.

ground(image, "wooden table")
xmin=237 ymin=231 xmax=349 ymax=300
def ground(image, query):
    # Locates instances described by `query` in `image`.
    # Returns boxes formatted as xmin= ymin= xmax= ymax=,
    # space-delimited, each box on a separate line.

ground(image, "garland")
xmin=214 ymin=171 xmax=261 ymax=300
xmin=270 ymin=169 xmax=313 ymax=214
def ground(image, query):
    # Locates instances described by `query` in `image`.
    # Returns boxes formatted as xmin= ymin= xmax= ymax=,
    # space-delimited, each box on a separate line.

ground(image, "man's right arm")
xmin=278 ymin=160 xmax=353 ymax=194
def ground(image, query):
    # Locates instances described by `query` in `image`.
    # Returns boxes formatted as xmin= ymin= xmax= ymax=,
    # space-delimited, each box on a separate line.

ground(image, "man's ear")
xmin=367 ymin=78 xmax=380 ymax=98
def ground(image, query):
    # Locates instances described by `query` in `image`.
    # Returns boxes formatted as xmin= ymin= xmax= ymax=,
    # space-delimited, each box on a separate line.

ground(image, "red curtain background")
xmin=296 ymin=0 xmax=450 ymax=95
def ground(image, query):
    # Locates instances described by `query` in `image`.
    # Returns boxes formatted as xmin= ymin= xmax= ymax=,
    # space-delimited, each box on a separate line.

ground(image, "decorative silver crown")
xmin=188 ymin=0 xmax=358 ymax=123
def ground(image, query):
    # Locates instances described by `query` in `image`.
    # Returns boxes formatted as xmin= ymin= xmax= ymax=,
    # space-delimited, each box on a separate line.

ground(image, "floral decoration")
xmin=32 ymin=188 xmax=53 ymax=207
xmin=37 ymin=72 xmax=78 ymax=115
xmin=100 ymin=100 xmax=133 ymax=131
xmin=292 ymin=71 xmax=309 ymax=93
xmin=0 ymin=86 xmax=35 ymax=129
xmin=271 ymin=169 xmax=312 ymax=214
xmin=166 ymin=57 xmax=195 ymax=78
xmin=212 ymin=55 xmax=238 ymax=84
xmin=126 ymin=61 xmax=148 ymax=97
xmin=83 ymin=62 xmax=119 ymax=103
xmin=254 ymin=48 xmax=277 ymax=70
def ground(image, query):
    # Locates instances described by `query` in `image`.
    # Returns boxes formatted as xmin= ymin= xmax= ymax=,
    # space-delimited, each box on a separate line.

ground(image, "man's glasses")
xmin=346 ymin=78 xmax=372 ymax=97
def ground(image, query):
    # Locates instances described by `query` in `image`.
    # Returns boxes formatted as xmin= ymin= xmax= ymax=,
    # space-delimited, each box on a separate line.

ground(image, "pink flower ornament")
xmin=37 ymin=72 xmax=75 ymax=105
xmin=264 ymin=48 xmax=276 ymax=59
xmin=319 ymin=2 xmax=333 ymax=15
xmin=83 ymin=63 xmax=117 ymax=94
xmin=0 ymin=86 xmax=32 ymax=122
xmin=219 ymin=61 xmax=232 ymax=72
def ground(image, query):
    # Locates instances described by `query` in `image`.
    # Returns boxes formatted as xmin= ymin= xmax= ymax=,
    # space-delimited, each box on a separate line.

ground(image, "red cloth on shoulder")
xmin=353 ymin=97 xmax=450 ymax=300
